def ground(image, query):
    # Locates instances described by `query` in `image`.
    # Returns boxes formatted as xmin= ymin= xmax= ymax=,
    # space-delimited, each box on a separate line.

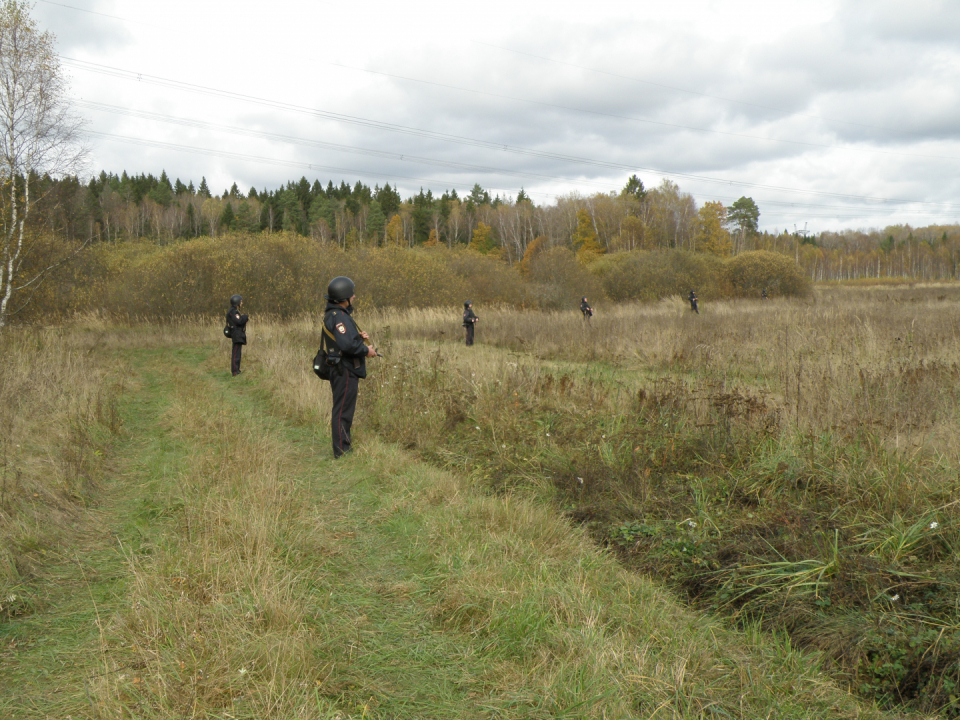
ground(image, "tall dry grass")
xmin=365 ymin=285 xmax=960 ymax=452
xmin=233 ymin=312 xmax=917 ymax=719
xmin=0 ymin=324 xmax=122 ymax=612
xmin=279 ymin=286 xmax=960 ymax=714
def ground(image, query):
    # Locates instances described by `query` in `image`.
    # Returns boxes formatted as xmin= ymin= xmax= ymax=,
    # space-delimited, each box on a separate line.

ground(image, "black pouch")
xmin=313 ymin=318 xmax=342 ymax=380
xmin=223 ymin=324 xmax=231 ymax=338
xmin=313 ymin=348 xmax=331 ymax=380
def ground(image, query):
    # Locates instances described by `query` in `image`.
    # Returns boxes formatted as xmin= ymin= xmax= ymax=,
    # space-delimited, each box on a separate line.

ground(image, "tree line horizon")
xmin=34 ymin=169 xmax=960 ymax=283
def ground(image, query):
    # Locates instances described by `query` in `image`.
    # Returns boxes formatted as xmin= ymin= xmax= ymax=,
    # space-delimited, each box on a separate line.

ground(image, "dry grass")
xmin=3 ymin=294 xmax=953 ymax=718
xmin=0 ymin=326 xmax=122 ymax=598
xmin=275 ymin=285 xmax=960 ymax=715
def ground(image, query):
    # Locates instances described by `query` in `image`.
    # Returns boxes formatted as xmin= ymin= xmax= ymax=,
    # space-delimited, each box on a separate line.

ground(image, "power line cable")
xmin=331 ymin=61 xmax=959 ymax=163
xmin=472 ymin=40 xmax=938 ymax=141
xmin=61 ymin=56 xmax=960 ymax=211
xmin=84 ymin=130 xmax=564 ymax=202
xmin=80 ymin=101 xmax=958 ymax=221
xmin=76 ymin=99 xmax=618 ymax=191
xmin=90 ymin=129 xmax=956 ymax=224
xmin=37 ymin=0 xmax=132 ymax=23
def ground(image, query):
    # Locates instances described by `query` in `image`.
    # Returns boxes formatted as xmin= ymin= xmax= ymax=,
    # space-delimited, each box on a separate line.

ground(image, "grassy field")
xmin=0 ymin=285 xmax=956 ymax=717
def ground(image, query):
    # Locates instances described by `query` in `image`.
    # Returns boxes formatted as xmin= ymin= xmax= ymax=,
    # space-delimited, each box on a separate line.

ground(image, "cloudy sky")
xmin=38 ymin=0 xmax=960 ymax=233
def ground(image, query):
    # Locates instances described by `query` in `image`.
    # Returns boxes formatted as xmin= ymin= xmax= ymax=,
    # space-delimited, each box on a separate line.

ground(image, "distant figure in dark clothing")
xmin=580 ymin=296 xmax=594 ymax=320
xmin=761 ymin=287 xmax=769 ymax=301
xmin=463 ymin=301 xmax=479 ymax=346
xmin=226 ymin=294 xmax=248 ymax=376
xmin=688 ymin=289 xmax=699 ymax=314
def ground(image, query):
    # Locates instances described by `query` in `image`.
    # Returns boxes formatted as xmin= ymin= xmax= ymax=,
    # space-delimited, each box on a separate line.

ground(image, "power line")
xmin=472 ymin=40 xmax=938 ymax=142
xmin=90 ymin=129 xmax=957 ymax=226
xmin=34 ymin=0 xmax=943 ymax=146
xmin=62 ymin=56 xmax=960 ymax=211
xmin=37 ymin=0 xmax=132 ymax=23
xmin=76 ymin=100 xmax=619 ymax=192
xmin=80 ymin=101 xmax=960 ymax=222
xmin=84 ymin=130 xmax=563 ymax=202
xmin=332 ymin=61 xmax=960 ymax=164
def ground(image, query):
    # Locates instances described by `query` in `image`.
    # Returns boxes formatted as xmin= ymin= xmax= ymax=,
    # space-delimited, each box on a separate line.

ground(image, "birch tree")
xmin=0 ymin=1 xmax=86 ymax=332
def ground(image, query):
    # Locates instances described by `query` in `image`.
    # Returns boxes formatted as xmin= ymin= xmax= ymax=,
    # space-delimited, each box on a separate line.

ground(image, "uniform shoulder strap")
xmin=322 ymin=310 xmax=338 ymax=341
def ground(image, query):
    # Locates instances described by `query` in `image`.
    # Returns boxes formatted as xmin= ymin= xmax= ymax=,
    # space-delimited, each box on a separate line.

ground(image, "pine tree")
xmin=621 ymin=174 xmax=647 ymax=202
xmin=366 ymin=201 xmax=386 ymax=244
xmin=468 ymin=183 xmax=491 ymax=205
xmin=197 ymin=177 xmax=211 ymax=198
xmin=220 ymin=202 xmax=235 ymax=231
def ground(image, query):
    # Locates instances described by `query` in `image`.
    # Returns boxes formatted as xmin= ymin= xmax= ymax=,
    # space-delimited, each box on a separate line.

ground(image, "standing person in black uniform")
xmin=323 ymin=276 xmax=378 ymax=458
xmin=463 ymin=301 xmax=478 ymax=346
xmin=688 ymin=289 xmax=699 ymax=314
xmin=226 ymin=294 xmax=248 ymax=376
xmin=580 ymin=296 xmax=594 ymax=320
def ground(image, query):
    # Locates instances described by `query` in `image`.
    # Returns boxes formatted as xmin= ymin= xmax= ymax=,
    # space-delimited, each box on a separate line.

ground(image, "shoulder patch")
xmin=336 ymin=322 xmax=346 ymax=334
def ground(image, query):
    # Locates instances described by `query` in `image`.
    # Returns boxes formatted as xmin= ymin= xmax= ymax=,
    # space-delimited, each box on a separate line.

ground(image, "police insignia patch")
xmin=336 ymin=323 xmax=346 ymax=334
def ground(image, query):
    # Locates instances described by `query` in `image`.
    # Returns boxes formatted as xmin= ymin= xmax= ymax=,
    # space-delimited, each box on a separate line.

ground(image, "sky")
xmin=36 ymin=0 xmax=960 ymax=233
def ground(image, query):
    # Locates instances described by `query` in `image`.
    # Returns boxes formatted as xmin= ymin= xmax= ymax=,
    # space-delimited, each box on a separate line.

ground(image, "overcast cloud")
xmin=36 ymin=0 xmax=960 ymax=232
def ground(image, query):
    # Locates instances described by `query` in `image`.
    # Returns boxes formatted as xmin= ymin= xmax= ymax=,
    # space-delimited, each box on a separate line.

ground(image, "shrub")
xmin=591 ymin=250 xmax=726 ymax=302
xmin=723 ymin=250 xmax=811 ymax=298
xmin=527 ymin=247 xmax=604 ymax=309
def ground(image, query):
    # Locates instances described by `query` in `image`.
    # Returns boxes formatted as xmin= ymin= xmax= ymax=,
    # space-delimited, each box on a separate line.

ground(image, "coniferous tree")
xmin=366 ymin=200 xmax=385 ymax=244
xmin=468 ymin=183 xmax=491 ymax=205
xmin=622 ymin=174 xmax=647 ymax=202
xmin=375 ymin=183 xmax=401 ymax=216
xmin=220 ymin=202 xmax=235 ymax=231
xmin=411 ymin=188 xmax=433 ymax=244
xmin=197 ymin=177 xmax=211 ymax=198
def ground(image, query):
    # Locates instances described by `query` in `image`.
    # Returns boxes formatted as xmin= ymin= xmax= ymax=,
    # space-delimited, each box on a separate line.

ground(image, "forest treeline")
xmin=35 ymin=170 xmax=960 ymax=283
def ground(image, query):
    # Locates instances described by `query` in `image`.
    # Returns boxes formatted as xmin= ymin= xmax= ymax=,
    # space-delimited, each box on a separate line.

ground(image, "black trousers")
xmin=231 ymin=343 xmax=243 ymax=375
xmin=330 ymin=369 xmax=359 ymax=458
xmin=465 ymin=324 xmax=475 ymax=346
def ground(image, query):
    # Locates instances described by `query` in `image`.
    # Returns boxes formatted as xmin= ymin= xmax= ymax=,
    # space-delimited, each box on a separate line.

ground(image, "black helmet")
xmin=230 ymin=294 xmax=243 ymax=307
xmin=326 ymin=276 xmax=355 ymax=302
xmin=464 ymin=301 xmax=472 ymax=308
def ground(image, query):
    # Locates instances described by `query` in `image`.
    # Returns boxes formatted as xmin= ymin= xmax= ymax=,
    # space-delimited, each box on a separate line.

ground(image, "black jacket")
xmin=226 ymin=307 xmax=248 ymax=344
xmin=324 ymin=301 xmax=368 ymax=378
xmin=463 ymin=308 xmax=478 ymax=327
